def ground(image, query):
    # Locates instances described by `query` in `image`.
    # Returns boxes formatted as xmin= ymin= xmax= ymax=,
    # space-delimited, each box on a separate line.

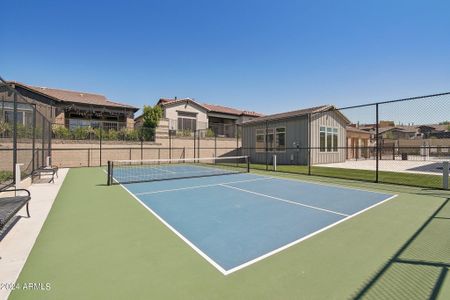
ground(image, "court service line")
xmin=135 ymin=177 xmax=272 ymax=196
xmin=220 ymin=184 xmax=349 ymax=217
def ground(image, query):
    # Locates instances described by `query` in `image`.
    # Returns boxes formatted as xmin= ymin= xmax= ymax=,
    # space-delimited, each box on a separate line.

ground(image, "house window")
xmin=177 ymin=118 xmax=196 ymax=131
xmin=266 ymin=128 xmax=274 ymax=151
xmin=320 ymin=127 xmax=326 ymax=152
xmin=275 ymin=128 xmax=286 ymax=151
xmin=256 ymin=129 xmax=265 ymax=152
xmin=177 ymin=111 xmax=197 ymax=132
xmin=320 ymin=126 xmax=338 ymax=152
xmin=332 ymin=128 xmax=338 ymax=151
xmin=4 ymin=110 xmax=32 ymax=126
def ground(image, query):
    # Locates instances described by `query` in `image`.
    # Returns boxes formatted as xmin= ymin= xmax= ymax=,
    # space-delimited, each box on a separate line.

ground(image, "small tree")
xmin=142 ymin=105 xmax=163 ymax=129
xmin=141 ymin=105 xmax=163 ymax=141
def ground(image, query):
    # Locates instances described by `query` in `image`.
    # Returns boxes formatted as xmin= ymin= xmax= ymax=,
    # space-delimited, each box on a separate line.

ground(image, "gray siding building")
xmin=241 ymin=105 xmax=350 ymax=165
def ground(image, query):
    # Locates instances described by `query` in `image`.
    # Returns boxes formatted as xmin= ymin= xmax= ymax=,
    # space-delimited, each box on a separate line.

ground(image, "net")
xmin=107 ymin=156 xmax=250 ymax=185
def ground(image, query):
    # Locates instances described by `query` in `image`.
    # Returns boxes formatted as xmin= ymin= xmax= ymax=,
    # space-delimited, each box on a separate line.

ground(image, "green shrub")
xmin=177 ymin=130 xmax=192 ymax=137
xmin=72 ymin=127 xmax=90 ymax=140
xmin=206 ymin=128 xmax=215 ymax=137
xmin=16 ymin=124 xmax=33 ymax=138
xmin=52 ymin=126 xmax=70 ymax=139
xmin=106 ymin=129 xmax=118 ymax=140
xmin=0 ymin=170 xmax=13 ymax=183
xmin=119 ymin=128 xmax=139 ymax=141
xmin=0 ymin=121 xmax=12 ymax=137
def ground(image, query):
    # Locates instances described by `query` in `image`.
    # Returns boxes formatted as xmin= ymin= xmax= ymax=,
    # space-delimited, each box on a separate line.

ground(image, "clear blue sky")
xmin=2 ymin=0 xmax=449 ymax=121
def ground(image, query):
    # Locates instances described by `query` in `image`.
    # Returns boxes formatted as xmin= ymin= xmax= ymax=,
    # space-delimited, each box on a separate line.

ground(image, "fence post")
xmin=375 ymin=103 xmax=379 ymax=183
xmin=308 ymin=113 xmax=311 ymax=176
xmin=12 ymin=93 xmax=18 ymax=183
xmin=99 ymin=124 xmax=102 ymax=166
xmin=169 ymin=131 xmax=173 ymax=161
xmin=197 ymin=131 xmax=201 ymax=158
xmin=265 ymin=121 xmax=268 ymax=171
xmin=140 ymin=128 xmax=144 ymax=160
xmin=32 ymin=107 xmax=36 ymax=172
xmin=42 ymin=115 xmax=45 ymax=167
xmin=88 ymin=148 xmax=91 ymax=167
xmin=48 ymin=120 xmax=52 ymax=166
xmin=214 ymin=134 xmax=217 ymax=158
xmin=193 ymin=130 xmax=196 ymax=161
xmin=236 ymin=124 xmax=239 ymax=156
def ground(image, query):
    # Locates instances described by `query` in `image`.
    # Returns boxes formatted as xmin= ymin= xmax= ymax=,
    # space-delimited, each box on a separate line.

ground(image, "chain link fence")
xmin=0 ymin=77 xmax=53 ymax=190
xmin=6 ymin=82 xmax=447 ymax=191
xmin=238 ymin=92 xmax=450 ymax=190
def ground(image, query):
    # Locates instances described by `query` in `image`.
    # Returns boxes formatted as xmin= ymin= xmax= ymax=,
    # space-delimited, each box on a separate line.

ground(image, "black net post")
xmin=107 ymin=160 xmax=113 ymax=185
xmin=107 ymin=161 xmax=111 ymax=185
xmin=247 ymin=156 xmax=250 ymax=173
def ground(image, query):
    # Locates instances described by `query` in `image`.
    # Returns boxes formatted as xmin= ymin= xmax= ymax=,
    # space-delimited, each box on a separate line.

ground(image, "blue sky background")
xmin=1 ymin=0 xmax=449 ymax=123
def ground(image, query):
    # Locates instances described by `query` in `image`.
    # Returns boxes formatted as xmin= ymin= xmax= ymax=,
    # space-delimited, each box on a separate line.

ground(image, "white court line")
xmin=119 ymin=183 xmax=229 ymax=275
xmin=112 ymin=168 xmax=398 ymax=276
xmin=224 ymin=194 xmax=398 ymax=275
xmin=249 ymin=171 xmax=393 ymax=196
xmin=220 ymin=184 xmax=349 ymax=217
xmin=135 ymin=177 xmax=272 ymax=196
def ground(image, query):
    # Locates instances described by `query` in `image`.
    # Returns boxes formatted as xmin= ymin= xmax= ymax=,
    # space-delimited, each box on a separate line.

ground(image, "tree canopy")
xmin=142 ymin=105 xmax=163 ymax=128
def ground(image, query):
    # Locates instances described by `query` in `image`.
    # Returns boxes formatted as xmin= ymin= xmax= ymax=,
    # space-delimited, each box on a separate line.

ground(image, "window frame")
xmin=255 ymin=127 xmax=286 ymax=153
xmin=319 ymin=126 xmax=339 ymax=153
xmin=177 ymin=111 xmax=197 ymax=132
xmin=275 ymin=127 xmax=286 ymax=152
xmin=255 ymin=128 xmax=265 ymax=152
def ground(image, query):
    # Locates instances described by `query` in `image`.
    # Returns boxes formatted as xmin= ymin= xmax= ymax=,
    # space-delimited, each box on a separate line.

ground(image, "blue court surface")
xmin=119 ymin=172 xmax=396 ymax=275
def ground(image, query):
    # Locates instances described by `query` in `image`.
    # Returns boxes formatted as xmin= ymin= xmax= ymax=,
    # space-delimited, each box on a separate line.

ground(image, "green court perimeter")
xmin=11 ymin=168 xmax=450 ymax=300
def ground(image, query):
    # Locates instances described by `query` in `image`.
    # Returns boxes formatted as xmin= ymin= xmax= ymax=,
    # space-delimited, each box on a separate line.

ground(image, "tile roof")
xmin=10 ymin=81 xmax=138 ymax=110
xmin=242 ymin=105 xmax=348 ymax=125
xmin=157 ymin=98 xmax=263 ymax=117
xmin=346 ymin=126 xmax=372 ymax=134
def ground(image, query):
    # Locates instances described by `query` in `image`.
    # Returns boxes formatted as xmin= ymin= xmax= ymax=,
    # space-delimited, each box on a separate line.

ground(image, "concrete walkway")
xmin=0 ymin=169 xmax=68 ymax=300
xmin=320 ymin=159 xmax=447 ymax=176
